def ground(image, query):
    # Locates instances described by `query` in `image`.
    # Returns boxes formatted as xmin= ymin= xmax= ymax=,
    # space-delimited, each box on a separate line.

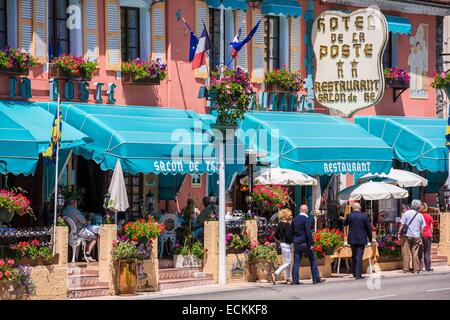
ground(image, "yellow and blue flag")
xmin=42 ymin=103 xmax=62 ymax=163
xmin=447 ymin=117 xmax=450 ymax=149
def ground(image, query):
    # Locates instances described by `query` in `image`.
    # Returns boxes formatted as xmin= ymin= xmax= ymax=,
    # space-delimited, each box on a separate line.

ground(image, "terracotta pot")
xmin=0 ymin=281 xmax=20 ymax=300
xmin=117 ymin=260 xmax=138 ymax=295
xmin=255 ymin=261 xmax=273 ymax=283
xmin=246 ymin=263 xmax=258 ymax=282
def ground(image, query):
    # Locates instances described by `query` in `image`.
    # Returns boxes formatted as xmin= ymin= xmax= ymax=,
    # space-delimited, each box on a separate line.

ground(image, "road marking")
xmin=359 ymin=294 xmax=397 ymax=300
xmin=425 ymin=288 xmax=450 ymax=293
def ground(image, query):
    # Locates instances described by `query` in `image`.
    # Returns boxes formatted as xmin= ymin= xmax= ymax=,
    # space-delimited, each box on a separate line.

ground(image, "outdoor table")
xmin=331 ymin=244 xmax=379 ymax=274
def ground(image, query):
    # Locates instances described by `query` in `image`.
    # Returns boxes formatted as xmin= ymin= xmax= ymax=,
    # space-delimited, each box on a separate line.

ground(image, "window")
xmin=0 ymin=0 xmax=6 ymax=48
xmin=107 ymin=172 xmax=143 ymax=220
xmin=383 ymin=32 xmax=393 ymax=68
xmin=120 ymin=6 xmax=140 ymax=61
xmin=264 ymin=16 xmax=280 ymax=71
xmin=209 ymin=9 xmax=234 ymax=71
xmin=48 ymin=0 xmax=70 ymax=59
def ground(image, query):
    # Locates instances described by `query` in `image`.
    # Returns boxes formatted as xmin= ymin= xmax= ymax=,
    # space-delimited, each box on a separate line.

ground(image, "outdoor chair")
xmin=158 ymin=214 xmax=181 ymax=258
xmin=64 ymin=216 xmax=89 ymax=263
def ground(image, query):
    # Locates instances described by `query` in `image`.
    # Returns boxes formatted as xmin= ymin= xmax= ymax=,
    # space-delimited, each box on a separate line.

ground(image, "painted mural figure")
xmin=409 ymin=24 xmax=429 ymax=99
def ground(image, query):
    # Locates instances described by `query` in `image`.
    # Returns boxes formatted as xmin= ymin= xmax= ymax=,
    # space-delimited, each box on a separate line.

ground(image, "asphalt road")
xmin=155 ymin=272 xmax=450 ymax=300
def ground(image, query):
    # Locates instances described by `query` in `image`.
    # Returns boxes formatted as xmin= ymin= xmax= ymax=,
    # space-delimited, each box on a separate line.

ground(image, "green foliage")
xmin=175 ymin=241 xmax=206 ymax=260
xmin=431 ymin=71 xmax=450 ymax=89
xmin=0 ymin=47 xmax=38 ymax=73
xmin=56 ymin=216 xmax=67 ymax=227
xmin=51 ymin=54 xmax=98 ymax=79
xmin=313 ymin=228 xmax=344 ymax=258
xmin=247 ymin=242 xmax=278 ymax=265
xmin=264 ymin=68 xmax=303 ymax=92
xmin=18 ymin=240 xmax=53 ymax=262
xmin=121 ymin=57 xmax=167 ymax=81
xmin=210 ymin=68 xmax=253 ymax=125
xmin=111 ymin=240 xmax=144 ymax=262
xmin=226 ymin=232 xmax=251 ymax=253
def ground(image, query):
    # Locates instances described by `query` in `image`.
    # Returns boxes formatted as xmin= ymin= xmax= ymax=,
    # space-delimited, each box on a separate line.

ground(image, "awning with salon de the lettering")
xmin=237 ymin=111 xmax=393 ymax=176
xmin=37 ymin=102 xmax=224 ymax=175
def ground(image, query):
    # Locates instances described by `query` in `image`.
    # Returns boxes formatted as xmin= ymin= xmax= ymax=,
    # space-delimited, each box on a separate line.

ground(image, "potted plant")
xmin=121 ymin=57 xmax=167 ymax=85
xmin=384 ymin=67 xmax=410 ymax=88
xmin=0 ymin=47 xmax=38 ymax=76
xmin=111 ymin=240 xmax=145 ymax=295
xmin=0 ymin=188 xmax=33 ymax=227
xmin=0 ymin=259 xmax=35 ymax=300
xmin=432 ymin=71 xmax=450 ymax=100
xmin=246 ymin=241 xmax=278 ymax=282
xmin=226 ymin=232 xmax=251 ymax=254
xmin=173 ymin=241 xmax=206 ymax=268
xmin=377 ymin=235 xmax=402 ymax=262
xmin=312 ymin=228 xmax=344 ymax=258
xmin=264 ymin=67 xmax=303 ymax=93
xmin=252 ymin=185 xmax=291 ymax=216
xmin=50 ymin=54 xmax=98 ymax=80
xmin=16 ymin=240 xmax=57 ymax=266
xmin=209 ymin=67 xmax=253 ymax=126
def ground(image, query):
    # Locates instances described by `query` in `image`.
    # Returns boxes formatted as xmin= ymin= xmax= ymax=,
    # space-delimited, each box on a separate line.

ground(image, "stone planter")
xmin=0 ymin=281 xmax=21 ymax=300
xmin=255 ymin=261 xmax=273 ymax=283
xmin=117 ymin=260 xmax=138 ymax=295
xmin=0 ymin=208 xmax=14 ymax=227
xmin=122 ymin=72 xmax=161 ymax=85
xmin=173 ymin=254 xmax=202 ymax=268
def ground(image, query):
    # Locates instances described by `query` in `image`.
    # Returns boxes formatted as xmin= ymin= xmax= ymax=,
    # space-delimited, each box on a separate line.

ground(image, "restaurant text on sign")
xmin=312 ymin=8 xmax=388 ymax=116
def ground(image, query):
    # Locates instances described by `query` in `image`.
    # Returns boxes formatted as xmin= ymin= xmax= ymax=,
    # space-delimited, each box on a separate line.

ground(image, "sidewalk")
xmin=79 ymin=266 xmax=450 ymax=300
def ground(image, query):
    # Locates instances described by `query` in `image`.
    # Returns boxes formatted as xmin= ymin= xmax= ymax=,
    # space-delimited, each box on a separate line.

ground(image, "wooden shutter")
xmin=18 ymin=0 xmax=33 ymax=54
xmin=235 ymin=10 xmax=248 ymax=71
xmin=105 ymin=0 xmax=121 ymax=70
xmin=151 ymin=2 xmax=166 ymax=62
xmin=83 ymin=0 xmax=99 ymax=62
xmin=194 ymin=0 xmax=209 ymax=79
xmin=290 ymin=17 xmax=301 ymax=72
xmin=251 ymin=9 xmax=264 ymax=83
xmin=33 ymin=0 xmax=48 ymax=63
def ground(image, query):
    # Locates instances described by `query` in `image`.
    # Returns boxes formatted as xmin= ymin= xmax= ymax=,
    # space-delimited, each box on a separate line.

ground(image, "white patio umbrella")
xmin=253 ymin=167 xmax=318 ymax=186
xmin=338 ymin=181 xmax=409 ymax=201
xmin=358 ymin=168 xmax=428 ymax=188
xmin=108 ymin=159 xmax=129 ymax=222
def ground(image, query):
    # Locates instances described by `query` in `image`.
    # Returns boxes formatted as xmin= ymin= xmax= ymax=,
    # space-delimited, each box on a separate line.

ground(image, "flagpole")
xmin=52 ymin=95 xmax=61 ymax=255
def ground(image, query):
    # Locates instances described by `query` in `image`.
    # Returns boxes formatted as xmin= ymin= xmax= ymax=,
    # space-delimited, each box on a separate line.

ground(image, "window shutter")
xmin=194 ymin=0 xmax=209 ymax=79
xmin=290 ymin=17 xmax=301 ymax=72
xmin=251 ymin=9 xmax=264 ymax=83
xmin=18 ymin=0 xmax=33 ymax=54
xmin=83 ymin=0 xmax=99 ymax=62
xmin=105 ymin=0 xmax=121 ymax=70
xmin=235 ymin=10 xmax=248 ymax=71
xmin=33 ymin=0 xmax=48 ymax=63
xmin=151 ymin=2 xmax=166 ymax=62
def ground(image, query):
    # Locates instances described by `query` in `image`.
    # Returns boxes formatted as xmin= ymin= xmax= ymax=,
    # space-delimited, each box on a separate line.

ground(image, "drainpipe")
xmin=304 ymin=0 xmax=315 ymax=112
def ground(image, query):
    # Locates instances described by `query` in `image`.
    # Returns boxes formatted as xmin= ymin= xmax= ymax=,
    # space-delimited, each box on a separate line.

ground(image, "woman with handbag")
xmin=271 ymin=209 xmax=293 ymax=285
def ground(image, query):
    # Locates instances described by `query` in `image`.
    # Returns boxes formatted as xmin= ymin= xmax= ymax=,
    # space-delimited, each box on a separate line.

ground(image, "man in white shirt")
xmin=398 ymin=199 xmax=425 ymax=274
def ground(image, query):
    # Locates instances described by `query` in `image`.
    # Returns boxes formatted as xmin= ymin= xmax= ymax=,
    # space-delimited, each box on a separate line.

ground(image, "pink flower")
xmin=441 ymin=72 xmax=447 ymax=78
xmin=0 ymin=260 xmax=4 ymax=266
xmin=0 ymin=272 xmax=3 ymax=279
xmin=7 ymin=259 xmax=14 ymax=266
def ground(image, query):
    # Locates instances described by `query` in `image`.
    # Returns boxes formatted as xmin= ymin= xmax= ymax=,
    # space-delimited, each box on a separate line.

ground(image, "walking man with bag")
xmin=398 ymin=199 xmax=426 ymax=274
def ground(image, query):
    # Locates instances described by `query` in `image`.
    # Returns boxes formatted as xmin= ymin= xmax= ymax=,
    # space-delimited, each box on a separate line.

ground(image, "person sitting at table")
xmin=63 ymin=198 xmax=98 ymax=262
xmin=342 ymin=202 xmax=372 ymax=279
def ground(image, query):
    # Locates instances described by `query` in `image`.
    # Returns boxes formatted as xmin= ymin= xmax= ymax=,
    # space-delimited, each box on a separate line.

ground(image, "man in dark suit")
xmin=291 ymin=204 xmax=326 ymax=285
xmin=343 ymin=202 xmax=372 ymax=279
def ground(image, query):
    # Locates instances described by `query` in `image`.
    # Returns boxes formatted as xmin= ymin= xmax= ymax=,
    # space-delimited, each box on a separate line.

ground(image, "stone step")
xmin=159 ymin=277 xmax=215 ymax=291
xmin=159 ymin=268 xmax=203 ymax=280
xmin=158 ymin=258 xmax=173 ymax=269
xmin=68 ymin=283 xmax=110 ymax=299
xmin=431 ymin=257 xmax=448 ymax=268
xmin=68 ymin=268 xmax=99 ymax=276
xmin=68 ymin=274 xmax=100 ymax=288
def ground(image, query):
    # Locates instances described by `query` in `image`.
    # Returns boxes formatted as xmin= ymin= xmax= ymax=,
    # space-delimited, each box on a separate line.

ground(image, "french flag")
xmin=192 ymin=24 xmax=212 ymax=70
xmin=230 ymin=28 xmax=242 ymax=58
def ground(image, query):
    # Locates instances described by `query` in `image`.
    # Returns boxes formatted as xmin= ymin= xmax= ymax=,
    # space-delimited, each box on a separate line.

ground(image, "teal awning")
xmin=38 ymin=102 xmax=222 ymax=175
xmin=261 ymin=0 xmax=302 ymax=18
xmin=355 ymin=116 xmax=448 ymax=173
xmin=238 ymin=112 xmax=393 ymax=176
xmin=0 ymin=100 xmax=90 ymax=176
xmin=206 ymin=0 xmax=248 ymax=11
xmin=386 ymin=16 xmax=412 ymax=35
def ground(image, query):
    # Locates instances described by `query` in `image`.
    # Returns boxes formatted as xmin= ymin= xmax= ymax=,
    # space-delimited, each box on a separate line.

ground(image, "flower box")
xmin=0 ymin=69 xmax=30 ymax=77
xmin=48 ymin=63 xmax=93 ymax=81
xmin=385 ymin=79 xmax=409 ymax=89
xmin=17 ymin=254 xmax=59 ymax=267
xmin=173 ymin=254 xmax=202 ymax=268
xmin=122 ymin=72 xmax=161 ymax=85
xmin=265 ymin=83 xmax=296 ymax=93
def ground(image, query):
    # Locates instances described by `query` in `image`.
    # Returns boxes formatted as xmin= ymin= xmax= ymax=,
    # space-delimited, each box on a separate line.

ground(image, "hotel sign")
xmin=312 ymin=8 xmax=388 ymax=116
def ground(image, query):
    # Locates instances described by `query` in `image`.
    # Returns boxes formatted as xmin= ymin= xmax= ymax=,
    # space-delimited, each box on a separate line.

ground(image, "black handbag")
xmin=401 ymin=211 xmax=419 ymax=237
